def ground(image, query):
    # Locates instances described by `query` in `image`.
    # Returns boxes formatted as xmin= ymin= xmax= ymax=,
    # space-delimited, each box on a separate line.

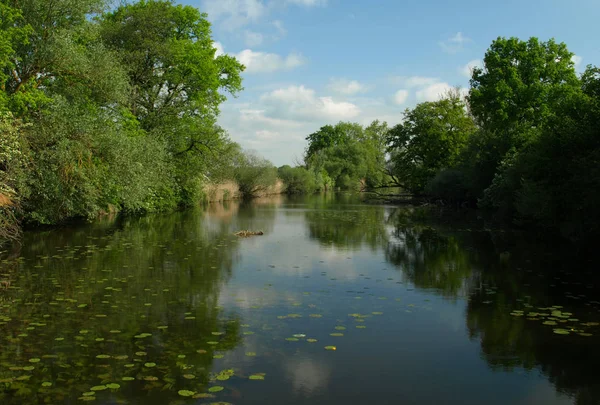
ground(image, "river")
xmin=0 ymin=194 xmax=598 ymax=405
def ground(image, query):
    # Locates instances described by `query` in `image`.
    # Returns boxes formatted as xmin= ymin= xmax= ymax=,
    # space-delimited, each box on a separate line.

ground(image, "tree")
xmin=305 ymin=124 xmax=346 ymax=160
xmin=278 ymin=165 xmax=317 ymax=195
xmin=99 ymin=0 xmax=245 ymax=206
xmin=469 ymin=37 xmax=580 ymax=153
xmin=1 ymin=0 xmax=127 ymax=114
xmin=99 ymin=0 xmax=244 ymax=135
xmin=387 ymin=91 xmax=476 ymax=194
xmin=233 ymin=151 xmax=278 ymax=198
xmin=305 ymin=121 xmax=388 ymax=190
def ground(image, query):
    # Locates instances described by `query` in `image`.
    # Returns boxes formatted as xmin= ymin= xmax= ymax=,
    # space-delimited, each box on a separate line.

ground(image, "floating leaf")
xmin=144 ymin=362 xmax=156 ymax=368
xmin=29 ymin=358 xmax=41 ymax=363
xmin=334 ymin=326 xmax=346 ymax=331
xmin=122 ymin=377 xmax=135 ymax=381
xmin=208 ymin=386 xmax=224 ymax=393
xmin=245 ymin=352 xmax=256 ymax=357
xmin=249 ymin=374 xmax=265 ymax=380
xmin=41 ymin=382 xmax=52 ymax=387
xmin=182 ymin=374 xmax=195 ymax=379
xmin=90 ymin=385 xmax=107 ymax=391
xmin=96 ymin=354 xmax=111 ymax=359
xmin=306 ymin=339 xmax=318 ymax=343
xmin=330 ymin=333 xmax=344 ymax=337
xmin=285 ymin=337 xmax=299 ymax=342
xmin=178 ymin=390 xmax=195 ymax=397
xmin=324 ymin=346 xmax=337 ymax=351
xmin=106 ymin=383 xmax=120 ymax=389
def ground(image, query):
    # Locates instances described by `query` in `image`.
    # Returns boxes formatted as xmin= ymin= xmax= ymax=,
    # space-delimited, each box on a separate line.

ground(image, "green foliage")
xmin=99 ymin=0 xmax=243 ymax=133
xmin=0 ymin=0 xmax=248 ymax=232
xmin=387 ymin=90 xmax=476 ymax=194
xmin=0 ymin=112 xmax=26 ymax=242
xmin=425 ymin=169 xmax=471 ymax=204
xmin=305 ymin=121 xmax=388 ymax=190
xmin=278 ymin=165 xmax=317 ymax=194
xmin=233 ymin=151 xmax=278 ymax=198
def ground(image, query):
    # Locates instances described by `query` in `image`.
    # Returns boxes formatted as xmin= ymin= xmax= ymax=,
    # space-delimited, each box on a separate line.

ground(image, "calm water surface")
xmin=1 ymin=194 xmax=599 ymax=405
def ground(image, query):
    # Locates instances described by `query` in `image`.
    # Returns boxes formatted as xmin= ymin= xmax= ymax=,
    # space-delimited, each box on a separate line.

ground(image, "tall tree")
xmin=469 ymin=37 xmax=579 ymax=148
xmin=99 ymin=0 xmax=244 ymax=137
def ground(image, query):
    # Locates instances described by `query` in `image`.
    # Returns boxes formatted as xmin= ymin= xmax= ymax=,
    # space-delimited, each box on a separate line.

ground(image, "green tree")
xmin=387 ymin=90 xmax=476 ymax=194
xmin=233 ymin=151 xmax=278 ymax=198
xmin=99 ymin=0 xmax=244 ymax=134
xmin=465 ymin=37 xmax=581 ymax=199
xmin=278 ymin=165 xmax=317 ymax=194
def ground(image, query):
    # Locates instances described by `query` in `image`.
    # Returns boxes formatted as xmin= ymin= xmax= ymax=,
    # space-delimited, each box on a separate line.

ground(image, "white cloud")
xmin=286 ymin=0 xmax=327 ymax=6
xmin=202 ymin=0 xmax=266 ymax=30
xmin=416 ymin=82 xmax=453 ymax=102
xmin=260 ymin=85 xmax=361 ymax=120
xmin=572 ymin=55 xmax=583 ymax=68
xmin=394 ymin=89 xmax=409 ymax=105
xmin=460 ymin=59 xmax=482 ymax=78
xmin=203 ymin=0 xmax=327 ymax=30
xmin=439 ymin=32 xmax=471 ymax=54
xmin=236 ymin=50 xmax=305 ymax=73
xmin=244 ymin=30 xmax=264 ymax=46
xmin=213 ymin=41 xmax=225 ymax=57
xmin=327 ymin=78 xmax=369 ymax=95
xmin=391 ymin=76 xmax=440 ymax=88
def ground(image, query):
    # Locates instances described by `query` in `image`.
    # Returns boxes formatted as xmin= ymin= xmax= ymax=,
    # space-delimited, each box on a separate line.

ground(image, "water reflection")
xmin=302 ymin=198 xmax=600 ymax=404
xmin=0 ymin=209 xmax=249 ymax=404
xmin=0 ymin=196 xmax=599 ymax=405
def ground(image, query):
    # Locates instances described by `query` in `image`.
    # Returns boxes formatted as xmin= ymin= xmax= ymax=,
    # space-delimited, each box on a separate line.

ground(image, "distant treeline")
xmin=289 ymin=37 xmax=600 ymax=242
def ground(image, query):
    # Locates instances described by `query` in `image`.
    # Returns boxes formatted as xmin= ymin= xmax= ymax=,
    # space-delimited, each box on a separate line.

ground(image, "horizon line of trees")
xmin=289 ymin=36 xmax=600 ymax=242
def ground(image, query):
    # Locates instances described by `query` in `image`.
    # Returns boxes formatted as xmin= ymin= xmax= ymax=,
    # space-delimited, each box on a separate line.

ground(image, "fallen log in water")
xmin=234 ymin=230 xmax=264 ymax=237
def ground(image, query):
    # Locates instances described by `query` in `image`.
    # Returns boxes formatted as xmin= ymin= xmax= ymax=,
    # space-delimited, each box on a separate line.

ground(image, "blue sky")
xmin=181 ymin=0 xmax=599 ymax=166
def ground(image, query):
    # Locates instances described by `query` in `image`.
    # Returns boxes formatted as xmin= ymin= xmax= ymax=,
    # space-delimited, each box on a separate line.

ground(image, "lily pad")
xmin=90 ymin=385 xmax=107 ymax=391
xmin=106 ymin=383 xmax=120 ymax=389
xmin=208 ymin=386 xmax=224 ymax=393
xmin=249 ymin=374 xmax=265 ymax=380
xmin=144 ymin=362 xmax=156 ymax=368
xmin=324 ymin=346 xmax=337 ymax=351
xmin=178 ymin=390 xmax=195 ymax=397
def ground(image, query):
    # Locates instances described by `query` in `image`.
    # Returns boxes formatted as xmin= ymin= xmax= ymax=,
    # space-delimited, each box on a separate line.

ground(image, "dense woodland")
xmin=1 ymin=0 xmax=599 ymax=243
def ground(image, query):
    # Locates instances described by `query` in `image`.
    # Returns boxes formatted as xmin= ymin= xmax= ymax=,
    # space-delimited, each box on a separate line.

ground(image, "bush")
xmin=278 ymin=166 xmax=317 ymax=194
